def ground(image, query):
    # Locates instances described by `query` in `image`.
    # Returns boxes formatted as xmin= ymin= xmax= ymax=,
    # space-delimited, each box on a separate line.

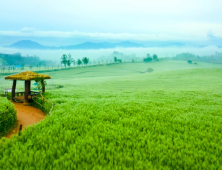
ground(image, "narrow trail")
xmin=6 ymin=102 xmax=45 ymax=139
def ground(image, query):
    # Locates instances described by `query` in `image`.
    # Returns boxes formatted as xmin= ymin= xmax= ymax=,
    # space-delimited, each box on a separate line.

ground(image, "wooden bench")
xmin=13 ymin=91 xmax=40 ymax=103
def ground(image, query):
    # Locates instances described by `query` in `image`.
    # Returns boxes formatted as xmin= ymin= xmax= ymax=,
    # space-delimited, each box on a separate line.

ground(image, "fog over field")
xmin=1 ymin=0 xmax=222 ymax=64
xmin=0 ymin=46 xmax=221 ymax=63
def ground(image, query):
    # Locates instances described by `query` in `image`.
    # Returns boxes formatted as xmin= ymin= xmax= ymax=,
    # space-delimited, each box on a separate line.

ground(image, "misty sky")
xmin=0 ymin=0 xmax=222 ymax=44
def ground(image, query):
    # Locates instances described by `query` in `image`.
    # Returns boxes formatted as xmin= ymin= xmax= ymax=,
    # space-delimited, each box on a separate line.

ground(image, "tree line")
xmin=143 ymin=54 xmax=159 ymax=62
xmin=0 ymin=53 xmax=52 ymax=66
xmin=61 ymin=54 xmax=89 ymax=68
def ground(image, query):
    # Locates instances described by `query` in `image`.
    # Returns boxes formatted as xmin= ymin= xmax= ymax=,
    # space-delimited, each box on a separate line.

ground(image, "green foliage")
xmin=153 ymin=54 xmax=159 ymax=61
xmin=114 ymin=57 xmax=122 ymax=63
xmin=54 ymin=84 xmax=64 ymax=89
xmin=0 ymin=97 xmax=17 ymax=137
xmin=143 ymin=57 xmax=152 ymax=62
xmin=32 ymin=94 xmax=53 ymax=114
xmin=1 ymin=66 xmax=5 ymax=72
xmin=0 ymin=53 xmax=41 ymax=66
xmin=117 ymin=59 xmax=122 ymax=63
xmin=67 ymin=54 xmax=73 ymax=67
xmin=174 ymin=53 xmax=197 ymax=60
xmin=144 ymin=54 xmax=158 ymax=62
xmin=77 ymin=59 xmax=82 ymax=66
xmin=34 ymin=76 xmax=47 ymax=93
xmin=147 ymin=68 xmax=154 ymax=72
xmin=187 ymin=60 xmax=192 ymax=64
xmin=61 ymin=54 xmax=68 ymax=68
xmin=114 ymin=56 xmax=117 ymax=62
xmin=21 ymin=64 xmax=24 ymax=70
xmin=1 ymin=62 xmax=222 ymax=169
xmin=5 ymin=92 xmax=12 ymax=100
xmin=82 ymin=57 xmax=89 ymax=65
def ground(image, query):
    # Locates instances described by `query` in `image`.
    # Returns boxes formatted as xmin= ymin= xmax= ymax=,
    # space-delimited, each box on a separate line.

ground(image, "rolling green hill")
xmin=1 ymin=61 xmax=222 ymax=169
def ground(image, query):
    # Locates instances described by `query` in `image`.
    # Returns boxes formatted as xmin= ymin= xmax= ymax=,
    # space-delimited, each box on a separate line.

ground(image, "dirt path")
xmin=6 ymin=102 xmax=45 ymax=139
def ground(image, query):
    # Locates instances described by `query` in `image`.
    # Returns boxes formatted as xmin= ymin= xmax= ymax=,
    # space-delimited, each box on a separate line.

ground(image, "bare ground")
xmin=5 ymin=102 xmax=45 ymax=139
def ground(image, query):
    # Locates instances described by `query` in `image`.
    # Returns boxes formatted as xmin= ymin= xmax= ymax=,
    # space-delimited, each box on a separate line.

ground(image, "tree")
xmin=82 ymin=57 xmax=89 ymax=65
xmin=143 ymin=57 xmax=152 ymax=62
xmin=153 ymin=54 xmax=159 ymax=61
xmin=187 ymin=60 xmax=192 ymax=64
xmin=114 ymin=57 xmax=117 ymax=63
xmin=0 ymin=52 xmax=46 ymax=66
xmin=77 ymin=59 xmax=82 ymax=66
xmin=2 ymin=58 xmax=7 ymax=65
xmin=147 ymin=53 xmax=151 ymax=58
xmin=73 ymin=60 xmax=75 ymax=66
xmin=21 ymin=64 xmax=24 ymax=70
xmin=67 ymin=54 xmax=73 ymax=67
xmin=117 ymin=59 xmax=122 ymax=63
xmin=2 ymin=66 xmax=5 ymax=72
xmin=174 ymin=53 xmax=196 ymax=60
xmin=61 ymin=54 xmax=68 ymax=68
xmin=34 ymin=76 xmax=47 ymax=94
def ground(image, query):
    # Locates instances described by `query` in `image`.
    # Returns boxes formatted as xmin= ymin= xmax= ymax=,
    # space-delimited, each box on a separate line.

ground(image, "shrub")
xmin=147 ymin=68 xmax=154 ymax=72
xmin=117 ymin=59 xmax=122 ymax=63
xmin=143 ymin=57 xmax=152 ymax=62
xmin=56 ymin=85 xmax=64 ymax=89
xmin=0 ymin=97 xmax=17 ymax=137
xmin=153 ymin=54 xmax=159 ymax=61
xmin=187 ymin=60 xmax=192 ymax=64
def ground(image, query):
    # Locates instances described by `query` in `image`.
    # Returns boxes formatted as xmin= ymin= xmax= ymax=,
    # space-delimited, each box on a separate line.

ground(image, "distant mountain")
xmin=4 ymin=39 xmax=221 ymax=50
xmin=6 ymin=40 xmax=145 ymax=50
xmin=143 ymin=42 xmax=185 ymax=47
xmin=61 ymin=41 xmax=144 ymax=49
xmin=7 ymin=40 xmax=46 ymax=49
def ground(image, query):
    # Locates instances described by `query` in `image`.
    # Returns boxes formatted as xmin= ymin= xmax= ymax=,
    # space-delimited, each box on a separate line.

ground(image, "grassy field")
xmin=0 ymin=60 xmax=222 ymax=169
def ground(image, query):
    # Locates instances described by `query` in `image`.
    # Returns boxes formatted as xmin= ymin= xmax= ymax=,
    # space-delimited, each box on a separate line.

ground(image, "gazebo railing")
xmin=14 ymin=91 xmax=40 ymax=96
xmin=12 ymin=91 xmax=40 ymax=103
xmin=32 ymin=94 xmax=55 ymax=115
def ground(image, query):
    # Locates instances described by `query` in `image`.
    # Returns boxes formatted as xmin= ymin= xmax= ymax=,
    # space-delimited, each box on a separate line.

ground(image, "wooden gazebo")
xmin=5 ymin=71 xmax=51 ymax=105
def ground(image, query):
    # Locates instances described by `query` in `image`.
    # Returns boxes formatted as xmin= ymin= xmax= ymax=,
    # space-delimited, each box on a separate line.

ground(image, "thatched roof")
xmin=5 ymin=71 xmax=51 ymax=81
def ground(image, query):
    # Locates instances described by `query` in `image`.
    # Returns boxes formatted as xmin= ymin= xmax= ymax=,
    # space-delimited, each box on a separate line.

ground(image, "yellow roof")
xmin=5 ymin=71 xmax=51 ymax=81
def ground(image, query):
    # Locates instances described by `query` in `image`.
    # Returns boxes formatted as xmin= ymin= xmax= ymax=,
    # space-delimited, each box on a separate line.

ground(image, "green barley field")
xmin=0 ymin=60 xmax=222 ymax=169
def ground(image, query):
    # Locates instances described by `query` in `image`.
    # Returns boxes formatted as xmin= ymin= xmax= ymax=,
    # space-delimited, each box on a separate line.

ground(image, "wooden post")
xmin=24 ymin=80 xmax=29 ymax=105
xmin=28 ymin=80 xmax=31 ymax=94
xmin=11 ymin=80 xmax=17 ymax=102
xmin=18 ymin=124 xmax=22 ymax=136
xmin=41 ymin=79 xmax=45 ymax=93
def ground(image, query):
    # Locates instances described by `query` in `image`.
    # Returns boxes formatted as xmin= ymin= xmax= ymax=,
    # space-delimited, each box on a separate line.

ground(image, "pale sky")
xmin=0 ymin=0 xmax=222 ymax=43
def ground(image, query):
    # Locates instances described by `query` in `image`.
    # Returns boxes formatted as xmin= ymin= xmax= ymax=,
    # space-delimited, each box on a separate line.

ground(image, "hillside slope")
xmin=1 ymin=61 xmax=222 ymax=169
